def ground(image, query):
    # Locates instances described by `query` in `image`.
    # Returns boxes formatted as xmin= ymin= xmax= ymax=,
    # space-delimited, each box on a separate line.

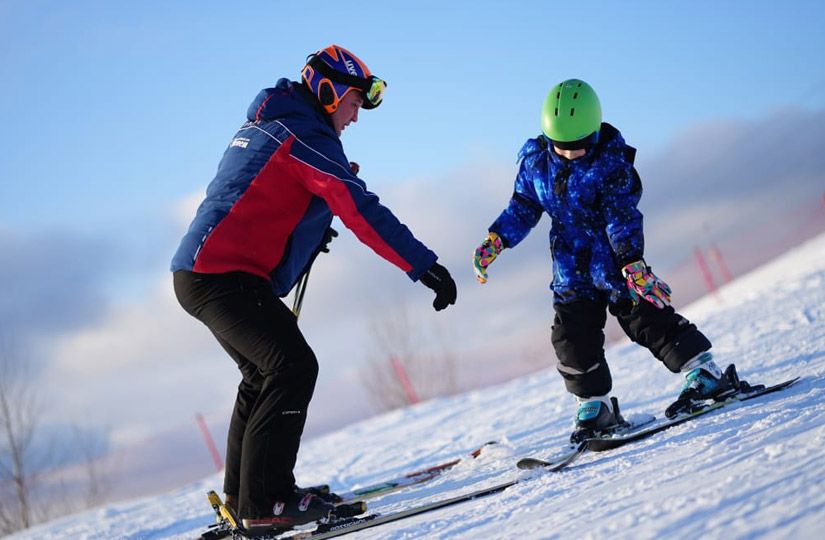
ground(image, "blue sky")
xmin=3 ymin=1 xmax=824 ymax=234
xmin=1 ymin=0 xmax=825 ymax=487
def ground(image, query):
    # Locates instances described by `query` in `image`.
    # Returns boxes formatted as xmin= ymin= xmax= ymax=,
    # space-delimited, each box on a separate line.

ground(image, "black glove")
xmin=419 ymin=262 xmax=457 ymax=311
xmin=320 ymin=227 xmax=338 ymax=253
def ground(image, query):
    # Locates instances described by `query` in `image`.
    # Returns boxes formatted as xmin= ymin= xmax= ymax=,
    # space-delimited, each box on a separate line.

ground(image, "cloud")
xmin=636 ymin=107 xmax=825 ymax=265
xmin=0 ymin=229 xmax=122 ymax=363
xmin=42 ymin=275 xmax=240 ymax=440
xmin=174 ymin=189 xmax=205 ymax=230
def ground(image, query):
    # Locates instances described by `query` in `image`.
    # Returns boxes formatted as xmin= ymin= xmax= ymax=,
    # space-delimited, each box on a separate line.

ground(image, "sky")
xmin=1 ymin=0 xmax=824 ymax=492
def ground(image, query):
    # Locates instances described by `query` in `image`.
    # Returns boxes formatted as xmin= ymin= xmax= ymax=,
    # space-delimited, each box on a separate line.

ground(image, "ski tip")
xmin=206 ymin=490 xmax=222 ymax=508
xmin=469 ymin=440 xmax=498 ymax=458
xmin=516 ymin=458 xmax=549 ymax=470
xmin=743 ymin=375 xmax=802 ymax=397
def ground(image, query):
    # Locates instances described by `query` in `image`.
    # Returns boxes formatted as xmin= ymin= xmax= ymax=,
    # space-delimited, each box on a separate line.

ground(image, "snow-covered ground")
xmin=11 ymin=232 xmax=825 ymax=540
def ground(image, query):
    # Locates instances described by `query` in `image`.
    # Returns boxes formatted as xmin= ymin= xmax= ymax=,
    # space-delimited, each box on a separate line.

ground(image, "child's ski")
xmin=517 ymin=375 xmax=800 ymax=471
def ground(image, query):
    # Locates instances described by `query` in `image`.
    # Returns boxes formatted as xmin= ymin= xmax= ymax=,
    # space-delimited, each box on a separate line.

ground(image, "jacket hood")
xmin=246 ymin=78 xmax=333 ymax=130
xmin=592 ymin=123 xmax=625 ymax=156
xmin=591 ymin=122 xmax=637 ymax=165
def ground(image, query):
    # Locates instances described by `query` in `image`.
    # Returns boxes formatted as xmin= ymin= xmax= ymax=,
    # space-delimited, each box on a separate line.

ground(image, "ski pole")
xmin=292 ymin=227 xmax=338 ymax=319
xmin=292 ymin=268 xmax=311 ymax=318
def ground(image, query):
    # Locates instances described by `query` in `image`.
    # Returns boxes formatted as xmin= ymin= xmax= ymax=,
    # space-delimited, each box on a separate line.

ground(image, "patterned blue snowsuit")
xmin=491 ymin=123 xmax=643 ymax=305
xmin=489 ymin=124 xmax=711 ymax=397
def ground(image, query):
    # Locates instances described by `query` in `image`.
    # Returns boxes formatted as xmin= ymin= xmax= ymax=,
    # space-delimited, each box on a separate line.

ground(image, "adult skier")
xmin=472 ymin=79 xmax=733 ymax=442
xmin=172 ymin=45 xmax=456 ymax=532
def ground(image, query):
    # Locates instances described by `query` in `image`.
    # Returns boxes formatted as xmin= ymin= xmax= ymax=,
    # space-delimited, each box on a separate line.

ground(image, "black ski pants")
xmin=173 ymin=270 xmax=318 ymax=518
xmin=551 ymin=298 xmax=711 ymax=397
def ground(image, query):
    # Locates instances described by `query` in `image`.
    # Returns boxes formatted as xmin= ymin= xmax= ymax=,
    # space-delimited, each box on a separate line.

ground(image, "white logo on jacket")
xmin=230 ymin=137 xmax=250 ymax=149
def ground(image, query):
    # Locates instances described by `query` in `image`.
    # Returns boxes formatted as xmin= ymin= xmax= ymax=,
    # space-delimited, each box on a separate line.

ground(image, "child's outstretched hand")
xmin=473 ymin=232 xmax=504 ymax=284
xmin=621 ymin=260 xmax=672 ymax=308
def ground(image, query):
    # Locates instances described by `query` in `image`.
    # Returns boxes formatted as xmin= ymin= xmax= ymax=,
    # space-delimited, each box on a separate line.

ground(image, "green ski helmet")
xmin=541 ymin=79 xmax=602 ymax=149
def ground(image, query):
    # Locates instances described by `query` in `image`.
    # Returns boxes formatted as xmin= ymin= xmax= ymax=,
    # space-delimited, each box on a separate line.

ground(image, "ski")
xmin=515 ymin=442 xmax=587 ymax=471
xmin=290 ymin=374 xmax=795 ymax=539
xmin=588 ymin=375 xmax=800 ymax=451
xmin=200 ymin=491 xmax=237 ymax=540
xmin=231 ymin=480 xmax=518 ymax=539
xmin=517 ymin=413 xmax=656 ymax=470
xmin=200 ymin=442 xmax=495 ymax=539
xmin=517 ymin=375 xmax=800 ymax=471
xmin=332 ymin=440 xmax=496 ymax=503
xmin=200 ymin=491 xmax=366 ymax=540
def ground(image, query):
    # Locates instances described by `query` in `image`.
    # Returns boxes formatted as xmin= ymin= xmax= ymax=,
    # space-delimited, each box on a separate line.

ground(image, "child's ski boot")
xmin=666 ymin=352 xmax=740 ymax=418
xmin=570 ymin=396 xmax=628 ymax=443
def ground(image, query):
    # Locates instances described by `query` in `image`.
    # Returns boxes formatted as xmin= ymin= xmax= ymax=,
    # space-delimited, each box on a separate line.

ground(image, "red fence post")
xmin=709 ymin=243 xmax=733 ymax=284
xmin=693 ymin=246 xmax=718 ymax=297
xmin=196 ymin=413 xmax=224 ymax=473
xmin=390 ymin=356 xmax=420 ymax=405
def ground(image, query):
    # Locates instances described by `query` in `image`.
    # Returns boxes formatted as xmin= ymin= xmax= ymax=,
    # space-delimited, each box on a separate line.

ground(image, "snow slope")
xmin=10 ymin=232 xmax=825 ymax=540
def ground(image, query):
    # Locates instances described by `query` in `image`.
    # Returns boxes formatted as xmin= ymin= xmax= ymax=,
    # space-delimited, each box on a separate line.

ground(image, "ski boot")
xmin=298 ymin=484 xmax=368 ymax=518
xmin=297 ymin=484 xmax=343 ymax=504
xmin=570 ymin=396 xmax=628 ymax=443
xmin=665 ymin=353 xmax=740 ymax=418
xmin=241 ymin=490 xmax=334 ymax=533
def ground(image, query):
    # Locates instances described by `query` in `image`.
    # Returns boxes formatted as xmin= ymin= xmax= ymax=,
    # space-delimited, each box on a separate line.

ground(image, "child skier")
xmin=473 ymin=79 xmax=734 ymax=442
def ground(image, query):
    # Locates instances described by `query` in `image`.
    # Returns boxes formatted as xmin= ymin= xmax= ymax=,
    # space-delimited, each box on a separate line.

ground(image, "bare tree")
xmin=0 ymin=339 xmax=42 ymax=533
xmin=361 ymin=306 xmax=458 ymax=411
xmin=0 ymin=334 xmax=112 ymax=533
xmin=72 ymin=424 xmax=110 ymax=509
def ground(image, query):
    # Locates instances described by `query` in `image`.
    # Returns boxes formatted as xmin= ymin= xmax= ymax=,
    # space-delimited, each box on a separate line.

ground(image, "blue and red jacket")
xmin=171 ymin=79 xmax=437 ymax=296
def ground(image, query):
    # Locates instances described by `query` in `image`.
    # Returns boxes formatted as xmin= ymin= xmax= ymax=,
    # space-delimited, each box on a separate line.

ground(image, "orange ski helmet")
xmin=301 ymin=45 xmax=387 ymax=114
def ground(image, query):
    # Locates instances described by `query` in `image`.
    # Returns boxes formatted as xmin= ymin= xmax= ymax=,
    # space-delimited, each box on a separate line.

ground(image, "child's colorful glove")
xmin=621 ymin=260 xmax=672 ymax=309
xmin=473 ymin=232 xmax=504 ymax=284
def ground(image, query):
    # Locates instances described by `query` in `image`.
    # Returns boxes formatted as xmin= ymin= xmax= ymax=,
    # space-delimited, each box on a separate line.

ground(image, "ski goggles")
xmin=547 ymin=130 xmax=600 ymax=151
xmin=363 ymin=77 xmax=387 ymax=108
xmin=307 ymin=55 xmax=387 ymax=109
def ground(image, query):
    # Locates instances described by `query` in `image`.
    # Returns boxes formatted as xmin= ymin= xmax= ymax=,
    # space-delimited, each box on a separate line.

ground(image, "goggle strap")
xmin=549 ymin=131 xmax=600 ymax=150
xmin=307 ymin=55 xmax=386 ymax=99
